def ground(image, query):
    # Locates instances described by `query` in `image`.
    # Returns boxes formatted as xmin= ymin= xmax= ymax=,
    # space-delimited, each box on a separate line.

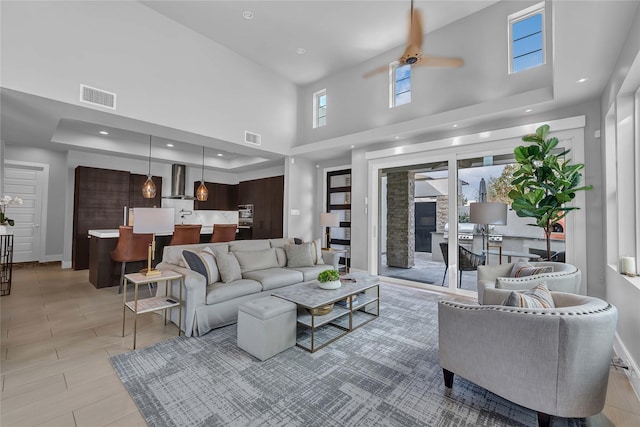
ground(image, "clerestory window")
xmin=390 ymin=62 xmax=411 ymax=108
xmin=313 ymin=89 xmax=327 ymax=128
xmin=509 ymin=3 xmax=545 ymax=74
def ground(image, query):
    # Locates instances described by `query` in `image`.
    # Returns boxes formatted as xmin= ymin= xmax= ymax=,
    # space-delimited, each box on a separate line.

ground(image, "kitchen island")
xmin=88 ymin=223 xmax=249 ymax=289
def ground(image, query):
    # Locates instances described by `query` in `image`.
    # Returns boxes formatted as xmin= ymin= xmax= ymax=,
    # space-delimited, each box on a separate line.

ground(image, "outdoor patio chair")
xmin=439 ymin=242 xmax=486 ymax=288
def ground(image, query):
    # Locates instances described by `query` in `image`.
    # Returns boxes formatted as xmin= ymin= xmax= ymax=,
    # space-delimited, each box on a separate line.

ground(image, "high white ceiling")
xmin=2 ymin=1 xmax=639 ymax=169
xmin=141 ymin=0 xmax=499 ymax=85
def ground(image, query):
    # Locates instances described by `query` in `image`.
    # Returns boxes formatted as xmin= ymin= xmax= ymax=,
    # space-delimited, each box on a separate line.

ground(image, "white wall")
xmin=4 ymin=146 xmax=67 ymax=259
xmin=600 ymin=4 xmax=640 ymax=392
xmin=1 ymin=1 xmax=298 ymax=155
xmin=297 ymin=0 xmax=552 ymax=146
xmin=284 ymin=157 xmax=317 ymax=241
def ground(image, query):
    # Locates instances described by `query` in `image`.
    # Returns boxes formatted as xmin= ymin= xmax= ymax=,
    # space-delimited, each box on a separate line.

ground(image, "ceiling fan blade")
xmin=408 ymin=8 xmax=424 ymax=52
xmin=363 ymin=63 xmax=391 ymax=79
xmin=415 ymin=55 xmax=464 ymax=68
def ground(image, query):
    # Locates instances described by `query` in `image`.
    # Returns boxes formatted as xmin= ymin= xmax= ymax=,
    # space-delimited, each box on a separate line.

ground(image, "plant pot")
xmin=318 ymin=279 xmax=341 ymax=290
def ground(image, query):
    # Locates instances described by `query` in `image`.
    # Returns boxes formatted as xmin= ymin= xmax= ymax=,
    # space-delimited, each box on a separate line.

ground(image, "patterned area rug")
xmin=110 ymin=283 xmax=585 ymax=427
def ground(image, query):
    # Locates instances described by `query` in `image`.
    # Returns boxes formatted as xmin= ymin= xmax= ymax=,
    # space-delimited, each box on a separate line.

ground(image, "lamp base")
xmin=139 ymin=268 xmax=162 ymax=277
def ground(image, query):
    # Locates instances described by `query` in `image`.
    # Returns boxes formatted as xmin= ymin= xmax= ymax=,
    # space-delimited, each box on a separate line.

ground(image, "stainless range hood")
xmin=162 ymin=164 xmax=196 ymax=200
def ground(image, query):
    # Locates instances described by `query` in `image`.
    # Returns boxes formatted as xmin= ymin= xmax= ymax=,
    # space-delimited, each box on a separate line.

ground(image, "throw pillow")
xmin=284 ymin=243 xmax=315 ymax=268
xmin=215 ymin=252 xmax=242 ymax=283
xmin=233 ymin=248 xmax=279 ymax=273
xmin=510 ymin=260 xmax=553 ymax=277
xmin=502 ymin=283 xmax=556 ymax=308
xmin=311 ymin=238 xmax=324 ymax=265
xmin=274 ymin=247 xmax=287 ymax=267
xmin=181 ymin=248 xmax=220 ymax=284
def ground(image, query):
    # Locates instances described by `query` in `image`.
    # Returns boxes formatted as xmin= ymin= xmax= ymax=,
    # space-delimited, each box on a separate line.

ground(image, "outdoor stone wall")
xmin=386 ymin=171 xmax=415 ymax=268
xmin=436 ymin=195 xmax=448 ymax=233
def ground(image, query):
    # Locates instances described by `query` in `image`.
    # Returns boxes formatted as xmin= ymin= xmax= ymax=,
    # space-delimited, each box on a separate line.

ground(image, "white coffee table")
xmin=271 ymin=273 xmax=380 ymax=352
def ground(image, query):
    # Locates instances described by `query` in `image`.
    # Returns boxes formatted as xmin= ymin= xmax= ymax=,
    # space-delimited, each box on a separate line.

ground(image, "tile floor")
xmin=1 ymin=264 xmax=639 ymax=426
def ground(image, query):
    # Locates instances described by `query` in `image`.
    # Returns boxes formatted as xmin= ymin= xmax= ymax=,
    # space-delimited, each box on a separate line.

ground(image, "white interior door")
xmin=3 ymin=164 xmax=44 ymax=262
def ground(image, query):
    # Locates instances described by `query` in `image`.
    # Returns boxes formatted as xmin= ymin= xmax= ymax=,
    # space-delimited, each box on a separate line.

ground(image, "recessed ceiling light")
xmin=242 ymin=10 xmax=253 ymax=20
xmin=394 ymin=136 xmax=400 ymax=139
xmin=577 ymin=77 xmax=589 ymax=83
xmin=217 ymin=153 xmax=223 ymax=157
xmin=99 ymin=130 xmax=109 ymax=135
xmin=525 ymin=108 xmax=533 ymax=113
xmin=166 ymin=143 xmax=174 ymax=147
xmin=350 ymin=145 xmax=355 ymax=148
xmin=452 ymin=124 xmax=458 ymax=128
xmin=296 ymin=48 xmax=306 ymax=55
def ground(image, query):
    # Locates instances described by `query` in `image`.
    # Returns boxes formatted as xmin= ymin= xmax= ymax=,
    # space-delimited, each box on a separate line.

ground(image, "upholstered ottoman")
xmin=237 ymin=296 xmax=297 ymax=361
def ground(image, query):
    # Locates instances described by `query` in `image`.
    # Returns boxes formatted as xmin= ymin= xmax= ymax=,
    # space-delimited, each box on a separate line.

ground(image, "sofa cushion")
xmin=285 ymin=243 xmax=315 ymax=267
xmin=510 ymin=260 xmax=553 ymax=277
xmin=181 ymin=247 xmax=219 ymax=284
xmin=216 ymin=252 xmax=242 ymax=283
xmin=242 ymin=268 xmax=304 ymax=291
xmin=206 ymin=279 xmax=263 ymax=305
xmin=229 ymin=240 xmax=271 ymax=252
xmin=288 ymin=264 xmax=333 ymax=281
xmin=502 ymin=283 xmax=555 ymax=308
xmin=234 ymin=248 xmax=279 ymax=273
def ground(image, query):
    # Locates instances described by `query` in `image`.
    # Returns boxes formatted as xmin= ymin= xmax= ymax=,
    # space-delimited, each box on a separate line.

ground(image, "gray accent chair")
xmin=477 ymin=261 xmax=581 ymax=304
xmin=438 ymin=291 xmax=617 ymax=427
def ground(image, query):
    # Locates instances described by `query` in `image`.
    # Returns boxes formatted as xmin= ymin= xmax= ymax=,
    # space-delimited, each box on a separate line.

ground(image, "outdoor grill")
xmin=443 ymin=223 xmax=503 ymax=242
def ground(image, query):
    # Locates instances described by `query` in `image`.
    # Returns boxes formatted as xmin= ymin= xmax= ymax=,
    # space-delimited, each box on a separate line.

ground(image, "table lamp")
xmin=470 ymin=202 xmax=507 ymax=254
xmin=133 ymin=207 xmax=175 ymax=276
xmin=320 ymin=212 xmax=340 ymax=249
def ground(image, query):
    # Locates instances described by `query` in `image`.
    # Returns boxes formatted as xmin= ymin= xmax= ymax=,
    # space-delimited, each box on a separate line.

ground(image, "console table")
xmin=0 ymin=234 xmax=14 ymax=296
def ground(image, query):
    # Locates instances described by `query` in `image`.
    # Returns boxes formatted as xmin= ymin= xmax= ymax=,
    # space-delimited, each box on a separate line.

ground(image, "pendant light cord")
xmin=148 ymin=135 xmax=152 ymax=176
xmin=201 ymin=146 xmax=205 ymax=182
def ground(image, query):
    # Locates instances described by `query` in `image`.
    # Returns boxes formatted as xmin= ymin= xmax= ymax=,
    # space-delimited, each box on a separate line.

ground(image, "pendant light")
xmin=142 ymin=135 xmax=157 ymax=199
xmin=196 ymin=146 xmax=209 ymax=201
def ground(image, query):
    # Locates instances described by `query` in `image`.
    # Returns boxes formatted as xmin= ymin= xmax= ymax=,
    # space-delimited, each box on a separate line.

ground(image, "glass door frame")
xmin=365 ymin=116 xmax=588 ymax=295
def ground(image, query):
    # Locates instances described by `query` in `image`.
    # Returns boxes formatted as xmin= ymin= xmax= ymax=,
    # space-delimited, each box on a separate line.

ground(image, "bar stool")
xmin=170 ymin=224 xmax=202 ymax=245
xmin=111 ymin=226 xmax=153 ymax=294
xmin=211 ymin=224 xmax=238 ymax=243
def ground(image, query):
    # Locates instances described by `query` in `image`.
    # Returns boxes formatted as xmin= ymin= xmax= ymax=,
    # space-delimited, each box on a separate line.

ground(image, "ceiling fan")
xmin=363 ymin=0 xmax=464 ymax=78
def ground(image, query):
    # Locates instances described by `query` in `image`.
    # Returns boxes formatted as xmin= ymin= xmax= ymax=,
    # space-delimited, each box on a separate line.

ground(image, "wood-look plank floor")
xmin=1 ymin=264 xmax=639 ymax=426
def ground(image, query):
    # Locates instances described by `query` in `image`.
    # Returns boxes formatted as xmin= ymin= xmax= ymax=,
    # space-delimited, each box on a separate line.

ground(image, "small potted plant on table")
xmin=317 ymin=269 xmax=341 ymax=290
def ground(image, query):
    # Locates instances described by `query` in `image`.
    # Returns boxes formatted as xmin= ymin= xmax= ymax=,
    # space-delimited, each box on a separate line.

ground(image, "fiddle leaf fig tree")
xmin=508 ymin=124 xmax=592 ymax=260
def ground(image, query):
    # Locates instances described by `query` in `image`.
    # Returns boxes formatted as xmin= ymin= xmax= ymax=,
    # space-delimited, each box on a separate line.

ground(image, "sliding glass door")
xmin=376 ymin=149 xmax=568 ymax=293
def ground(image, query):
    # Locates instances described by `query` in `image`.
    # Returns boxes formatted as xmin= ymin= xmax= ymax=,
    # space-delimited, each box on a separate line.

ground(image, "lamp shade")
xmin=320 ymin=212 xmax=340 ymax=227
xmin=132 ymin=208 xmax=175 ymax=234
xmin=469 ymin=202 xmax=507 ymax=225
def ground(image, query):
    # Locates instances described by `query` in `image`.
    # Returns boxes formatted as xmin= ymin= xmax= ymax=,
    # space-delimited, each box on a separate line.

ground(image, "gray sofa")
xmin=156 ymin=238 xmax=337 ymax=336
xmin=477 ymin=261 xmax=581 ymax=304
xmin=439 ymin=291 xmax=617 ymax=426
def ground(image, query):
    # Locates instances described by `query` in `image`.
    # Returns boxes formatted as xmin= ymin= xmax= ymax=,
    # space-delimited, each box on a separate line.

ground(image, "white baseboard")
xmin=613 ymin=332 xmax=640 ymax=401
xmin=61 ymin=261 xmax=72 ymax=269
xmin=42 ymin=254 xmax=62 ymax=263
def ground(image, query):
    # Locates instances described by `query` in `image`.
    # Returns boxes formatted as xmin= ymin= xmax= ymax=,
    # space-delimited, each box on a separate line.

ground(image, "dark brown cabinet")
xmin=239 ymin=176 xmax=284 ymax=239
xmin=72 ymin=167 xmax=162 ymax=270
xmin=193 ymin=182 xmax=239 ymax=211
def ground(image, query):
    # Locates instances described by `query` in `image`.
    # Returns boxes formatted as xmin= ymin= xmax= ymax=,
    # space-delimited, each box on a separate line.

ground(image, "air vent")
xmin=79 ymin=84 xmax=116 ymax=109
xmin=244 ymin=130 xmax=261 ymax=146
